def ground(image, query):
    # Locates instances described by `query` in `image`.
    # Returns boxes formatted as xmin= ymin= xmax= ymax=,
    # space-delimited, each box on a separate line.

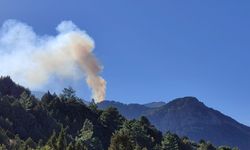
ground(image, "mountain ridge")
xmin=0 ymin=77 xmax=247 ymax=149
xmin=144 ymin=101 xmax=166 ymax=108
xmin=98 ymin=97 xmax=250 ymax=149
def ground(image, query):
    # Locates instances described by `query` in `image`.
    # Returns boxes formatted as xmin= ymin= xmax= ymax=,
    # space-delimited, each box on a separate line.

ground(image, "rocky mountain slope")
xmin=98 ymin=97 xmax=250 ymax=149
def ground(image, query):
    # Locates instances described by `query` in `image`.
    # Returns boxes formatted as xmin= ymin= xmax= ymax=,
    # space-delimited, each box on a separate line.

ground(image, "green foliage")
xmin=217 ymin=146 xmax=234 ymax=150
xmin=44 ymin=127 xmax=69 ymax=150
xmin=108 ymin=129 xmax=134 ymax=150
xmin=9 ymin=134 xmax=26 ymax=150
xmin=0 ymin=128 xmax=9 ymax=145
xmin=197 ymin=141 xmax=216 ymax=150
xmin=108 ymin=118 xmax=162 ymax=150
xmin=77 ymin=119 xmax=94 ymax=141
xmin=61 ymin=87 xmax=75 ymax=98
xmin=41 ymin=91 xmax=57 ymax=106
xmin=75 ymin=119 xmax=103 ymax=150
xmin=0 ymin=77 xmax=241 ymax=150
xmin=19 ymin=91 xmax=37 ymax=110
xmin=89 ymin=99 xmax=98 ymax=113
xmin=0 ymin=76 xmax=31 ymax=98
xmin=161 ymin=132 xmax=180 ymax=150
xmin=179 ymin=137 xmax=193 ymax=150
xmin=56 ymin=127 xmax=67 ymax=150
xmin=60 ymin=87 xmax=79 ymax=102
xmin=100 ymin=107 xmax=125 ymax=131
xmin=46 ymin=131 xmax=57 ymax=149
xmin=0 ymin=144 xmax=7 ymax=150
xmin=24 ymin=137 xmax=37 ymax=149
xmin=66 ymin=142 xmax=74 ymax=150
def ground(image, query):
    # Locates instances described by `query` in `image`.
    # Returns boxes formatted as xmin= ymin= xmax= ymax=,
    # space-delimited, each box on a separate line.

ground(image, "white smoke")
xmin=0 ymin=20 xmax=106 ymax=102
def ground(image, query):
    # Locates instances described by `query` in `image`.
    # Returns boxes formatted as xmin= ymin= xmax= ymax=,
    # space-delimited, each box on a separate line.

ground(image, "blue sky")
xmin=0 ymin=0 xmax=249 ymax=126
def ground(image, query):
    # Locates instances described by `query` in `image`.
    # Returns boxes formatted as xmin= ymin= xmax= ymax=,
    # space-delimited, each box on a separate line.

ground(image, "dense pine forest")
xmin=0 ymin=76 xmax=239 ymax=150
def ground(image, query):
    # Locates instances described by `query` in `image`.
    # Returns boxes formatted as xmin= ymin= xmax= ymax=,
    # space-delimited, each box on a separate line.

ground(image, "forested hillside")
xmin=98 ymin=98 xmax=250 ymax=150
xmin=0 ymin=77 xmax=240 ymax=150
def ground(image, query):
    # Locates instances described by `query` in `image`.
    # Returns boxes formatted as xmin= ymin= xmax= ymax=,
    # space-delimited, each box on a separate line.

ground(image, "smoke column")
xmin=0 ymin=20 xmax=106 ymax=102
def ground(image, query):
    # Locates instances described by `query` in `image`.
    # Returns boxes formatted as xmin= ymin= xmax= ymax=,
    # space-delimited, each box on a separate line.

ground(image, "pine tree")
xmin=47 ymin=130 xmax=57 ymax=149
xmin=19 ymin=91 xmax=36 ymax=110
xmin=60 ymin=87 xmax=76 ymax=101
xmin=56 ymin=127 xmax=67 ymax=150
xmin=161 ymin=132 xmax=180 ymax=150
xmin=24 ymin=137 xmax=37 ymax=149
xmin=75 ymin=119 xmax=103 ymax=150
xmin=108 ymin=129 xmax=134 ymax=150
xmin=100 ymin=107 xmax=125 ymax=131
xmin=0 ymin=129 xmax=8 ymax=145
xmin=66 ymin=142 xmax=74 ymax=150
xmin=0 ymin=144 xmax=7 ymax=150
xmin=217 ymin=146 xmax=233 ymax=150
xmin=89 ymin=99 xmax=98 ymax=113
xmin=198 ymin=141 xmax=216 ymax=150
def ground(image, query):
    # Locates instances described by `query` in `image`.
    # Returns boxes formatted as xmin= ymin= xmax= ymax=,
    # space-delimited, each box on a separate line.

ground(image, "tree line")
xmin=0 ymin=77 xmax=239 ymax=150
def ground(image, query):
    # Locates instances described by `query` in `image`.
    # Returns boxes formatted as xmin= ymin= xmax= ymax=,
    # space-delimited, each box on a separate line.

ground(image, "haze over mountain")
xmin=98 ymin=97 xmax=250 ymax=150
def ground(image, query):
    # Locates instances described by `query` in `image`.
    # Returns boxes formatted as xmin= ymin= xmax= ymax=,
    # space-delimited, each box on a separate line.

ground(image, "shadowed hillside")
xmin=98 ymin=97 xmax=250 ymax=149
xmin=0 ymin=77 xmax=242 ymax=150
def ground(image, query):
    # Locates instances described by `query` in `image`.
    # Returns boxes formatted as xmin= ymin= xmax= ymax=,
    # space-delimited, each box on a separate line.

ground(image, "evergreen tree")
xmin=56 ymin=127 xmax=67 ymax=150
xmin=75 ymin=119 xmax=103 ymax=150
xmin=41 ymin=91 xmax=55 ymax=105
xmin=24 ymin=137 xmax=37 ymax=149
xmin=19 ymin=91 xmax=36 ymax=110
xmin=109 ymin=119 xmax=158 ymax=150
xmin=0 ymin=129 xmax=8 ymax=145
xmin=66 ymin=142 xmax=74 ymax=150
xmin=0 ymin=144 xmax=7 ymax=150
xmin=108 ymin=129 xmax=133 ymax=150
xmin=60 ymin=87 xmax=76 ymax=101
xmin=10 ymin=134 xmax=26 ymax=150
xmin=197 ymin=140 xmax=216 ymax=150
xmin=217 ymin=146 xmax=233 ymax=150
xmin=161 ymin=132 xmax=180 ymax=150
xmin=47 ymin=131 xmax=57 ymax=149
xmin=0 ymin=77 xmax=240 ymax=150
xmin=100 ymin=107 xmax=125 ymax=131
xmin=139 ymin=116 xmax=150 ymax=126
xmin=179 ymin=136 xmax=193 ymax=150
xmin=89 ymin=99 xmax=98 ymax=113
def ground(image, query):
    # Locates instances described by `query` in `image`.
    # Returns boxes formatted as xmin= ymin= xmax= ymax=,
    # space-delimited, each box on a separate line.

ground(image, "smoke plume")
xmin=0 ymin=20 xmax=106 ymax=102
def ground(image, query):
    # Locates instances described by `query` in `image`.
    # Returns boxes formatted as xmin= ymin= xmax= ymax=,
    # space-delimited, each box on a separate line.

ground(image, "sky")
xmin=0 ymin=0 xmax=249 ymax=126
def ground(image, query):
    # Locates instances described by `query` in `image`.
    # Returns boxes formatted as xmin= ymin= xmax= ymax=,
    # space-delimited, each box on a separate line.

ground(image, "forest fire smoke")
xmin=0 ymin=20 xmax=106 ymax=102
